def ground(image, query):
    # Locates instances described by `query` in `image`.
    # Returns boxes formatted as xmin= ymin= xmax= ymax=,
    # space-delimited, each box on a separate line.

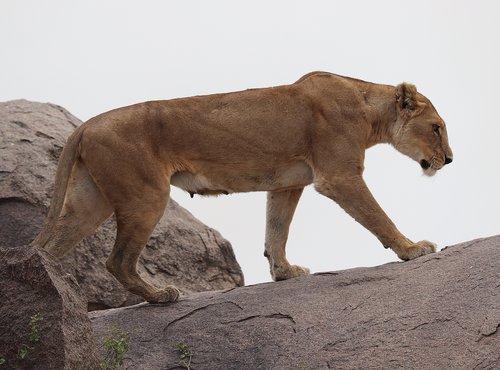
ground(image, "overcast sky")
xmin=2 ymin=1 xmax=499 ymax=285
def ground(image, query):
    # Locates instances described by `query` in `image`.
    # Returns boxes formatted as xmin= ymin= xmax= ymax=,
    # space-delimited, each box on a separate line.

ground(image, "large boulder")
xmin=0 ymin=246 xmax=99 ymax=369
xmin=0 ymin=100 xmax=244 ymax=310
xmin=91 ymin=236 xmax=500 ymax=370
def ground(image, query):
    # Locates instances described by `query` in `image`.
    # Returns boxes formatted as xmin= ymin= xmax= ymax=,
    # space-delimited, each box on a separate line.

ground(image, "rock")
xmin=0 ymin=100 xmax=244 ymax=310
xmin=90 ymin=236 xmax=500 ymax=370
xmin=0 ymin=245 xmax=99 ymax=369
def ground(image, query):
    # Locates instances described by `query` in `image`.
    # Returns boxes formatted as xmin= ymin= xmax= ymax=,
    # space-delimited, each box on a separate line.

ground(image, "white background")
xmin=1 ymin=1 xmax=499 ymax=285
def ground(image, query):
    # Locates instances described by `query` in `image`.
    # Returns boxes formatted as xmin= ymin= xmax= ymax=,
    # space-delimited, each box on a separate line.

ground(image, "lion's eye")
xmin=432 ymin=124 xmax=441 ymax=135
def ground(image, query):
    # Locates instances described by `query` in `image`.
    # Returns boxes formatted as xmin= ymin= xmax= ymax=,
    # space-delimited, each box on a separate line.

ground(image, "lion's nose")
xmin=444 ymin=156 xmax=453 ymax=165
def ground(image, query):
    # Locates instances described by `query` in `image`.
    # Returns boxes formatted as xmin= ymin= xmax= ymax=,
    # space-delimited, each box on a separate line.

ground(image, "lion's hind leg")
xmin=265 ymin=188 xmax=310 ymax=281
xmin=106 ymin=186 xmax=180 ymax=304
xmin=43 ymin=159 xmax=113 ymax=257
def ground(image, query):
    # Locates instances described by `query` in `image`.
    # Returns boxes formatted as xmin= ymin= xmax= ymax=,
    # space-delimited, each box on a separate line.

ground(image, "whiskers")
xmin=423 ymin=154 xmax=443 ymax=177
xmin=430 ymin=154 xmax=444 ymax=171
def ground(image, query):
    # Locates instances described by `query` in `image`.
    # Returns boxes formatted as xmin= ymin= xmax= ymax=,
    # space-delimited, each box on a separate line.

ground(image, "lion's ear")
xmin=395 ymin=82 xmax=417 ymax=111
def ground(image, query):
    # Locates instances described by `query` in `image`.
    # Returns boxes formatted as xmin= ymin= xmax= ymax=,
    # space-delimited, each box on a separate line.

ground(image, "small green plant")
xmin=28 ymin=313 xmax=43 ymax=343
xmin=100 ymin=325 xmax=130 ymax=370
xmin=0 ymin=313 xmax=43 ymax=366
xmin=16 ymin=345 xmax=29 ymax=360
xmin=16 ymin=313 xmax=44 ymax=361
xmin=175 ymin=341 xmax=192 ymax=370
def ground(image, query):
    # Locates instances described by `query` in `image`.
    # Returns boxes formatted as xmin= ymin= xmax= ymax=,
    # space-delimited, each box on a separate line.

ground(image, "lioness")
xmin=32 ymin=71 xmax=453 ymax=303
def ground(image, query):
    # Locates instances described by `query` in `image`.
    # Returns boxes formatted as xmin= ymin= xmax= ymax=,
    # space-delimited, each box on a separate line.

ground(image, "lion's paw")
xmin=147 ymin=285 xmax=180 ymax=304
xmin=289 ymin=264 xmax=311 ymax=277
xmin=397 ymin=240 xmax=436 ymax=261
xmin=273 ymin=264 xmax=310 ymax=281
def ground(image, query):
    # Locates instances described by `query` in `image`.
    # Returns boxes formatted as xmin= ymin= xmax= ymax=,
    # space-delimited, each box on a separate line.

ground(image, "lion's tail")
xmin=31 ymin=124 xmax=86 ymax=248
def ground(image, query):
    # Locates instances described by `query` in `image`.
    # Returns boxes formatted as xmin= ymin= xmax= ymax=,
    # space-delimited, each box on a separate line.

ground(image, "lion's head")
xmin=392 ymin=82 xmax=453 ymax=176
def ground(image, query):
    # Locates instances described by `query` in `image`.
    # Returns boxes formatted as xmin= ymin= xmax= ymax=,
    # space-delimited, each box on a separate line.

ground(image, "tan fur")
xmin=31 ymin=71 xmax=453 ymax=303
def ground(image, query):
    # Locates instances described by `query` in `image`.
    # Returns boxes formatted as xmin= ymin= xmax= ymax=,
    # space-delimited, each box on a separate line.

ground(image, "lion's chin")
xmin=420 ymin=159 xmax=437 ymax=177
xmin=422 ymin=167 xmax=437 ymax=177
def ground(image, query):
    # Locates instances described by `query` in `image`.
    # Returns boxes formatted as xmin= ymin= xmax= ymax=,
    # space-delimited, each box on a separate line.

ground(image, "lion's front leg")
xmin=265 ymin=188 xmax=310 ymax=281
xmin=314 ymin=174 xmax=436 ymax=260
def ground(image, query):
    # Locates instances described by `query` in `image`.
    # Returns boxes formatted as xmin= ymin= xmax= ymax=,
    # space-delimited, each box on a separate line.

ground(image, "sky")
xmin=1 ymin=1 xmax=499 ymax=285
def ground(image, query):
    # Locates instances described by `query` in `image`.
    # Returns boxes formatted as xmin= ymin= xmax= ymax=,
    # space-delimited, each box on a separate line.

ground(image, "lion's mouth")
xmin=420 ymin=158 xmax=440 ymax=177
xmin=420 ymin=159 xmax=431 ymax=170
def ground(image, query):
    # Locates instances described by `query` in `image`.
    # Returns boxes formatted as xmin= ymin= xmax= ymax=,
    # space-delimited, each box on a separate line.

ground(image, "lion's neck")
xmin=364 ymin=85 xmax=398 ymax=148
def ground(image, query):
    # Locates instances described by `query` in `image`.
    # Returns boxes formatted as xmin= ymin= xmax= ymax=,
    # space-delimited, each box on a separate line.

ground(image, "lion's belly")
xmin=170 ymin=161 xmax=313 ymax=195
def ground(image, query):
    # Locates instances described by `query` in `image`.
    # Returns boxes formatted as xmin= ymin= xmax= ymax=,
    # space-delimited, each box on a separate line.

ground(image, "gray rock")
xmin=0 ymin=100 xmax=244 ymax=310
xmin=0 ymin=245 xmax=99 ymax=370
xmin=90 ymin=236 xmax=500 ymax=370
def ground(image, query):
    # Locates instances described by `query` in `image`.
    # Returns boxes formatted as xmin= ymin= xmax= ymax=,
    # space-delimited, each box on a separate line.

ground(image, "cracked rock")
xmin=0 ymin=245 xmax=99 ymax=369
xmin=90 ymin=236 xmax=500 ymax=369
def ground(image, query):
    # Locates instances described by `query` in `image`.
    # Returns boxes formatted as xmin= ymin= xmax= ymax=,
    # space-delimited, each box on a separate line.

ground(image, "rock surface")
xmin=91 ymin=236 xmax=500 ymax=370
xmin=0 ymin=100 xmax=244 ymax=310
xmin=0 ymin=245 xmax=99 ymax=370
